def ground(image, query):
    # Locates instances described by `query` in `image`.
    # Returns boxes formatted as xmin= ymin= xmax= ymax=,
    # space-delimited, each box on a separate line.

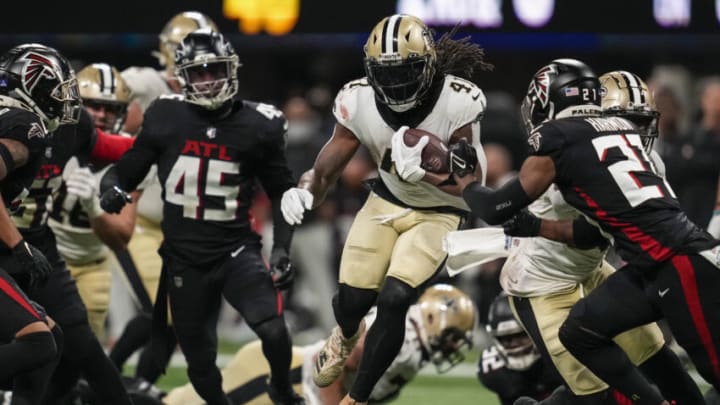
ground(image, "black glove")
xmin=269 ymin=248 xmax=295 ymax=291
xmin=502 ymin=209 xmax=542 ymax=237
xmin=448 ymin=139 xmax=478 ymax=178
xmin=100 ymin=186 xmax=132 ymax=214
xmin=12 ymin=240 xmax=52 ymax=288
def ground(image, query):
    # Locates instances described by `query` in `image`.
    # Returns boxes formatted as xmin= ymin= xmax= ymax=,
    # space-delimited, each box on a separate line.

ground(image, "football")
xmin=403 ymin=128 xmax=450 ymax=173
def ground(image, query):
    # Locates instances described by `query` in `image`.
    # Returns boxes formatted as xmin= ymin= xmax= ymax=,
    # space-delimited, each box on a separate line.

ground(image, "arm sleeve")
xmin=90 ymin=129 xmax=135 ymax=164
xmin=572 ymin=216 xmax=609 ymax=250
xmin=270 ymin=197 xmax=294 ymax=253
xmin=462 ymin=178 xmax=533 ymax=225
xmin=101 ymin=115 xmax=159 ymax=193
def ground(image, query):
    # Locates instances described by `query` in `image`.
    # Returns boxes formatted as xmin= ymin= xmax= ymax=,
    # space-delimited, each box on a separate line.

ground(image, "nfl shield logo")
xmin=206 ymin=127 xmax=217 ymax=139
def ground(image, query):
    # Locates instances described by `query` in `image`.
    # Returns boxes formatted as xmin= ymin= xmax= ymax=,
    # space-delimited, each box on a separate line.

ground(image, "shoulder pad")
xmin=332 ymin=77 xmax=371 ymax=133
xmin=442 ymin=75 xmax=486 ymax=128
xmin=244 ymin=101 xmax=288 ymax=140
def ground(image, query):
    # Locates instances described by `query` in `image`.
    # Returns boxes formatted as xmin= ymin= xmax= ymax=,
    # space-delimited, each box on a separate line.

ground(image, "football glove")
xmin=448 ymin=139 xmax=478 ymax=178
xmin=12 ymin=240 xmax=53 ymax=289
xmin=100 ymin=186 xmax=132 ymax=214
xmin=391 ymin=125 xmax=428 ymax=183
xmin=269 ymin=249 xmax=295 ymax=291
xmin=281 ymin=188 xmax=313 ymax=226
xmin=502 ymin=209 xmax=541 ymax=237
xmin=66 ymin=167 xmax=103 ymax=219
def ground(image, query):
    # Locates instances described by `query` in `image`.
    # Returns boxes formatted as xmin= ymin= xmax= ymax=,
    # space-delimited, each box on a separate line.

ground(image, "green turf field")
xmin=154 ymin=369 xmax=501 ymax=405
xmin=148 ymin=346 xmax=503 ymax=405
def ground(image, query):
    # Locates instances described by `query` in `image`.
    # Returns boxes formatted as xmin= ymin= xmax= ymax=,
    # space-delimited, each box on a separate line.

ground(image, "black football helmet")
xmin=0 ymin=43 xmax=80 ymax=131
xmin=174 ymin=28 xmax=241 ymax=110
xmin=486 ymin=292 xmax=540 ymax=371
xmin=520 ymin=58 xmax=601 ymax=133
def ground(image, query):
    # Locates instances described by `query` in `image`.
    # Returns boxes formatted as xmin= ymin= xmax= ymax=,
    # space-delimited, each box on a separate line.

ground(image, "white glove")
xmin=66 ymin=167 xmax=103 ymax=219
xmin=708 ymin=210 xmax=720 ymax=239
xmin=390 ymin=125 xmax=428 ymax=183
xmin=281 ymin=188 xmax=314 ymax=225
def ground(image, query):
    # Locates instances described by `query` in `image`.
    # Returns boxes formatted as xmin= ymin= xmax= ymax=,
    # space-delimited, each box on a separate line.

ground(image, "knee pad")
xmin=376 ymin=277 xmax=417 ymax=314
xmin=252 ymin=316 xmax=288 ymax=344
xmin=559 ymin=316 xmax=612 ymax=357
xmin=333 ymin=284 xmax=377 ymax=327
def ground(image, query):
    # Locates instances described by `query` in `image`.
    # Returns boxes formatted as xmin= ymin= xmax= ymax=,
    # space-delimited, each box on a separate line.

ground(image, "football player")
xmin=0 ymin=42 xmax=71 ymax=405
xmin=47 ymin=63 xmax=139 ymax=339
xmin=478 ymin=292 xmax=564 ymax=405
xmin=280 ymin=14 xmax=491 ymax=404
xmin=109 ymin=11 xmax=218 ymax=382
xmin=99 ymin=29 xmax=303 ymax=405
xmin=0 ymin=44 xmax=137 ymax=403
xmin=120 ymin=284 xmax=474 ymax=405
xmin=449 ymin=59 xmax=720 ymax=405
xmin=490 ymin=70 xmax=704 ymax=405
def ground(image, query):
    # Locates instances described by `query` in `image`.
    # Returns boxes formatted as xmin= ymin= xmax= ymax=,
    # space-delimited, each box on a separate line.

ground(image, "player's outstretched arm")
xmin=282 ymin=122 xmax=360 ymax=226
xmin=300 ymin=122 xmax=360 ymax=205
xmin=455 ymin=156 xmax=555 ymax=225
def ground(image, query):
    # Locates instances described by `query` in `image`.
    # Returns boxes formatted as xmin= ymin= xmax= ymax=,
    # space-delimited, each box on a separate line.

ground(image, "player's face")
xmin=186 ymin=62 xmax=229 ymax=99
xmin=497 ymin=332 xmax=534 ymax=354
xmin=83 ymin=100 xmax=126 ymax=132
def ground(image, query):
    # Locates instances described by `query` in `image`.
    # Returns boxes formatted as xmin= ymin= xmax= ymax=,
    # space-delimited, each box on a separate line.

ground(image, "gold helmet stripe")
xmin=382 ymin=14 xmax=403 ymax=54
xmin=92 ymin=63 xmax=115 ymax=97
xmin=619 ymin=70 xmax=644 ymax=105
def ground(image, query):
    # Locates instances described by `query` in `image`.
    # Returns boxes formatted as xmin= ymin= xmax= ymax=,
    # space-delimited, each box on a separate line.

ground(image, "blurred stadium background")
xmin=6 ymin=0 xmax=720 ymax=403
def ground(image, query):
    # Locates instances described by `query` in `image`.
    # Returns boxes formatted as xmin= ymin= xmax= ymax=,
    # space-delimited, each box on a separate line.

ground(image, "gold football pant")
xmin=339 ymin=193 xmax=461 ymax=289
xmin=68 ymin=257 xmax=112 ymax=339
xmin=162 ymin=340 xmax=304 ymax=405
xmin=509 ymin=261 xmax=665 ymax=395
xmin=127 ymin=215 xmax=163 ymax=303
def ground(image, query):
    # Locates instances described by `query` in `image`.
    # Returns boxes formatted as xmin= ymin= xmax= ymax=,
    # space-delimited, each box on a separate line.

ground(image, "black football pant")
xmin=166 ymin=245 xmax=292 ymax=405
xmin=559 ymin=253 xmax=720 ymax=403
xmin=26 ymin=257 xmax=133 ymax=405
xmin=512 ymin=294 xmax=703 ymax=404
xmin=0 ymin=268 xmax=58 ymax=405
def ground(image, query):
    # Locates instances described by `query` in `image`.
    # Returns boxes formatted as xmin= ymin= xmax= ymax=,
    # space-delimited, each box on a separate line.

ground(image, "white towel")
xmin=443 ymin=227 xmax=519 ymax=276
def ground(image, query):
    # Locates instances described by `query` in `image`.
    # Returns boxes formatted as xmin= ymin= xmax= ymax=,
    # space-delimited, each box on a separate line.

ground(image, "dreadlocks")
xmin=434 ymin=25 xmax=493 ymax=84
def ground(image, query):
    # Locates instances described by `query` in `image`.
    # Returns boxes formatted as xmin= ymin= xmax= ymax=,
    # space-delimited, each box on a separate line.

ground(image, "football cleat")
xmin=267 ymin=382 xmax=306 ymax=405
xmin=313 ymin=319 xmax=366 ymax=387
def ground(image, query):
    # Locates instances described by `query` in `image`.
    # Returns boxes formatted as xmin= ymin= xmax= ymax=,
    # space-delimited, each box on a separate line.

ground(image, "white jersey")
xmin=121 ymin=66 xmax=170 ymax=224
xmin=121 ymin=67 xmax=172 ymax=111
xmin=500 ymin=150 xmax=667 ymax=297
xmin=48 ymin=157 xmax=109 ymax=265
xmin=333 ymin=75 xmax=486 ymax=211
xmin=303 ymin=306 xmax=427 ymax=403
xmin=499 ymin=186 xmax=607 ymax=297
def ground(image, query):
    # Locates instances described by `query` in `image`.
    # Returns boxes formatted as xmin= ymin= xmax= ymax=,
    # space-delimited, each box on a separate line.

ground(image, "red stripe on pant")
xmin=671 ymin=255 xmax=720 ymax=383
xmin=0 ymin=277 xmax=40 ymax=319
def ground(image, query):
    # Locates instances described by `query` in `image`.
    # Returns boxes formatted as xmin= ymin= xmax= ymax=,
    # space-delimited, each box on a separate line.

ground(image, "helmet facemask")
xmin=365 ymin=54 xmax=434 ymax=112
xmin=493 ymin=329 xmax=541 ymax=371
xmin=428 ymin=326 xmax=473 ymax=373
xmin=175 ymin=29 xmax=240 ymax=110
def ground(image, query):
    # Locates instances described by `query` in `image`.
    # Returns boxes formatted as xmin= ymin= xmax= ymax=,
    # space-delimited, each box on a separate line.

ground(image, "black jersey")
xmin=530 ymin=115 xmax=718 ymax=268
xmin=113 ymin=96 xmax=293 ymax=266
xmin=478 ymin=345 xmax=561 ymax=405
xmin=11 ymin=108 xmax=96 ymax=237
xmin=0 ymin=107 xmax=50 ymax=210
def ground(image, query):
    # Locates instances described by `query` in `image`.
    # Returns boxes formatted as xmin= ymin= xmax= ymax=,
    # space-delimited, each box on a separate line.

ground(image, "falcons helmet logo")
xmin=529 ymin=65 xmax=556 ymax=107
xmin=20 ymin=52 xmax=59 ymax=95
